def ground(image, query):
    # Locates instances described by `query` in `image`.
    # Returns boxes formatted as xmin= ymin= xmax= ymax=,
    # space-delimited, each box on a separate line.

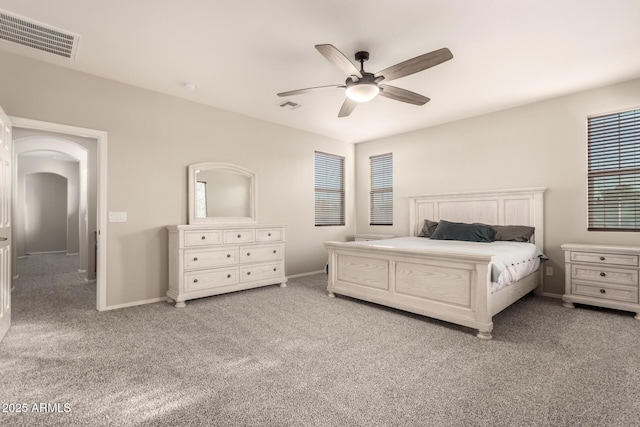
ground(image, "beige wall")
xmin=17 ymin=156 xmax=79 ymax=256
xmin=0 ymin=51 xmax=355 ymax=307
xmin=355 ymin=77 xmax=640 ymax=295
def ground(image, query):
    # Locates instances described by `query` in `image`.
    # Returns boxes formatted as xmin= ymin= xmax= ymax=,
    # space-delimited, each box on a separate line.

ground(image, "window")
xmin=314 ymin=151 xmax=345 ymax=226
xmin=587 ymin=108 xmax=640 ymax=231
xmin=369 ymin=152 xmax=393 ymax=226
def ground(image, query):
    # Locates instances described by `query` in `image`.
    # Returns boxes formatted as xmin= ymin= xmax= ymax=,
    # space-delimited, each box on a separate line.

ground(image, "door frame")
xmin=10 ymin=117 xmax=108 ymax=311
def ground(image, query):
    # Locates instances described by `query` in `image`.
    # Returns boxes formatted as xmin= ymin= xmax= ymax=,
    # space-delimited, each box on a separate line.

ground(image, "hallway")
xmin=13 ymin=253 xmax=95 ymax=318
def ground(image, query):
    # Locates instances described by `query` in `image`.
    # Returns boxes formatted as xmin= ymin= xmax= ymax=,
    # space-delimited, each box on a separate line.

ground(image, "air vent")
xmin=0 ymin=10 xmax=79 ymax=59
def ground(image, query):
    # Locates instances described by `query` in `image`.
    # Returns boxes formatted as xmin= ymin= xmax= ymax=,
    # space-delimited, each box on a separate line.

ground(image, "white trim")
xmin=103 ymin=296 xmax=167 ymax=311
xmin=287 ymin=270 xmax=324 ymax=279
xmin=66 ymin=253 xmax=80 ymax=256
xmin=542 ymin=292 xmax=562 ymax=299
xmin=10 ymin=116 xmax=108 ymax=311
xmin=25 ymin=250 xmax=67 ymax=255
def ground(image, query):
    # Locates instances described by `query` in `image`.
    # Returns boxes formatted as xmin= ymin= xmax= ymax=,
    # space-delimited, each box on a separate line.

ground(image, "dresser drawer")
xmin=571 ymin=265 xmax=638 ymax=287
xmin=240 ymin=244 xmax=283 ymax=263
xmin=256 ymin=228 xmax=284 ymax=242
xmin=184 ymin=247 xmax=238 ymax=270
xmin=223 ymin=229 xmax=255 ymax=244
xmin=572 ymin=281 xmax=639 ymax=303
xmin=570 ymin=251 xmax=638 ymax=267
xmin=240 ymin=262 xmax=283 ymax=283
xmin=184 ymin=267 xmax=238 ymax=292
xmin=184 ymin=230 xmax=222 ymax=247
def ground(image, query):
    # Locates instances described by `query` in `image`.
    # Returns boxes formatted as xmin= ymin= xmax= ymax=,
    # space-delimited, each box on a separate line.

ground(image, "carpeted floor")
xmin=1 ymin=253 xmax=639 ymax=426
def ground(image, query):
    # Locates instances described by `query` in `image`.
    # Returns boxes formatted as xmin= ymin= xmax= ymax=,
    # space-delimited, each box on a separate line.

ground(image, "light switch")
xmin=109 ymin=212 xmax=127 ymax=222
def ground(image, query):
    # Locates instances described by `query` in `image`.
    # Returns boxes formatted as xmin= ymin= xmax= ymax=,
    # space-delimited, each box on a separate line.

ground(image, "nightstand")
xmin=561 ymin=243 xmax=640 ymax=319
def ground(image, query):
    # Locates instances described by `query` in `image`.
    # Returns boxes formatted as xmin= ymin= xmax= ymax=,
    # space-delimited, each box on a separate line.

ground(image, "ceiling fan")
xmin=277 ymin=44 xmax=453 ymax=118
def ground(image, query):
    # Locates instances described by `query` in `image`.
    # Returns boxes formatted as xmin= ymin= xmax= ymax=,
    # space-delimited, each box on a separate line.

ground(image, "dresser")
xmin=561 ymin=243 xmax=640 ymax=319
xmin=167 ymin=224 xmax=287 ymax=307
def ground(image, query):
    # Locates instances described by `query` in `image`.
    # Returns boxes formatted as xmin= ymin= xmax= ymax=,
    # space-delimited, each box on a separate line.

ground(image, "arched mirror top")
xmin=188 ymin=162 xmax=257 ymax=224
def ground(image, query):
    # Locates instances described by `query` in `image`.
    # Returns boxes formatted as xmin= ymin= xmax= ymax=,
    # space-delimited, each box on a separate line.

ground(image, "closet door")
xmin=0 ymin=105 xmax=12 ymax=344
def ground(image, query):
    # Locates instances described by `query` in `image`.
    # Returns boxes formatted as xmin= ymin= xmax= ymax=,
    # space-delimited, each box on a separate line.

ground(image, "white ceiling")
xmin=1 ymin=0 xmax=639 ymax=143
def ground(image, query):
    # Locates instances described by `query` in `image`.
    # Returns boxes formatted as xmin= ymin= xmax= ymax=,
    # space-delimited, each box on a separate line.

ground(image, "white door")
xmin=0 ymin=106 xmax=12 ymax=343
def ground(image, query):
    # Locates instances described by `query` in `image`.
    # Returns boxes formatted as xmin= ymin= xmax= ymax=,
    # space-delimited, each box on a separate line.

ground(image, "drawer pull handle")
xmin=193 ymin=279 xmax=198 ymax=283
xmin=273 ymin=268 xmax=277 ymax=272
xmin=227 ymin=274 xmax=231 ymax=278
xmin=247 ymin=252 xmax=251 ymax=256
xmin=273 ymin=250 xmax=277 ymax=254
xmin=237 ymin=234 xmax=242 ymax=238
xmin=227 ymin=254 xmax=231 ymax=258
xmin=193 ymin=257 xmax=198 ymax=261
xmin=247 ymin=272 xmax=251 ymax=275
xmin=268 ymin=233 xmax=272 ymax=237
xmin=600 ymin=272 xmax=606 ymax=277
xmin=600 ymin=289 xmax=606 ymax=294
xmin=600 ymin=256 xmax=605 ymax=261
xmin=201 ymin=236 xmax=206 ymax=240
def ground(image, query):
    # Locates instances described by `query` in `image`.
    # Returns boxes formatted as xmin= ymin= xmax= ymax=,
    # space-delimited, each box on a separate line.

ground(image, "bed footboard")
xmin=326 ymin=242 xmax=495 ymax=339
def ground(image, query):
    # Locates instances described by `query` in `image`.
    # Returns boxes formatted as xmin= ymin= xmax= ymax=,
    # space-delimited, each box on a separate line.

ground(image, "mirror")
xmin=188 ymin=162 xmax=257 ymax=224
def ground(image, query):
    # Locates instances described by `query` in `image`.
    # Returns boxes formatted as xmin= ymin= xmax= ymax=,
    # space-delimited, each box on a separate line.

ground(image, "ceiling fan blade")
xmin=375 ymin=48 xmax=453 ymax=82
xmin=277 ymin=84 xmax=343 ymax=97
xmin=315 ymin=44 xmax=363 ymax=78
xmin=379 ymin=85 xmax=430 ymax=105
xmin=338 ymin=98 xmax=357 ymax=118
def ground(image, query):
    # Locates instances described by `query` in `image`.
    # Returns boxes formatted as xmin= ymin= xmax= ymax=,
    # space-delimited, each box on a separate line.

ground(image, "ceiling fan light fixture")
xmin=345 ymin=83 xmax=379 ymax=102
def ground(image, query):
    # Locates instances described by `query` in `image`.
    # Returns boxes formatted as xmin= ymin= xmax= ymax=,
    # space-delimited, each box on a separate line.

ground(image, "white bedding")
xmin=349 ymin=237 xmax=545 ymax=293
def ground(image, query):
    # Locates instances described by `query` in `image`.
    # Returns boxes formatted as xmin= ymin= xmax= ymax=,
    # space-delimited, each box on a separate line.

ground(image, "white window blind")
xmin=587 ymin=108 xmax=640 ymax=231
xmin=370 ymin=152 xmax=393 ymax=226
xmin=314 ymin=151 xmax=345 ymax=226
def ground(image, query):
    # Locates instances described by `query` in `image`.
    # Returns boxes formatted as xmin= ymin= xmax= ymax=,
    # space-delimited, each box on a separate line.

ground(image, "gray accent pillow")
xmin=430 ymin=220 xmax=496 ymax=243
xmin=492 ymin=225 xmax=535 ymax=242
xmin=417 ymin=219 xmax=439 ymax=237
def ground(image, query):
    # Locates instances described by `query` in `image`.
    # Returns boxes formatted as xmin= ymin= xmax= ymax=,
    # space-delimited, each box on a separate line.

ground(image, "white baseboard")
xmin=66 ymin=253 xmax=79 ymax=256
xmin=78 ymin=269 xmax=87 ymax=273
xmin=287 ymin=270 xmax=324 ymax=279
xmin=103 ymin=296 xmax=168 ymax=311
xmin=25 ymin=250 xmax=66 ymax=255
xmin=542 ymin=292 xmax=562 ymax=299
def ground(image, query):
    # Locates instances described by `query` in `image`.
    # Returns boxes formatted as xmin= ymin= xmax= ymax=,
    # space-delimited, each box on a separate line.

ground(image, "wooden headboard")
xmin=409 ymin=188 xmax=546 ymax=252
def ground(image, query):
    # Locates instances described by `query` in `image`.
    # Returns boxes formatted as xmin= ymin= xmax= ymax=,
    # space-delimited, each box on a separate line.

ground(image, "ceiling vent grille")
xmin=0 ymin=10 xmax=79 ymax=59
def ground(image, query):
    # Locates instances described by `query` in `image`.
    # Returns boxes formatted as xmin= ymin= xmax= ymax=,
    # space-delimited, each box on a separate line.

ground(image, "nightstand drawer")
xmin=571 ymin=265 xmax=638 ymax=287
xmin=570 ymin=251 xmax=638 ymax=267
xmin=572 ymin=282 xmax=638 ymax=303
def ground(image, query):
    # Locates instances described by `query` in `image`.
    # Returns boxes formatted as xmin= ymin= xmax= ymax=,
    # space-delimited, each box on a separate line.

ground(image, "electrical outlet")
xmin=545 ymin=266 xmax=553 ymax=276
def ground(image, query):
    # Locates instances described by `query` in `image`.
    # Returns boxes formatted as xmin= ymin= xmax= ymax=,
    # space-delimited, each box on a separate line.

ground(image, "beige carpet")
xmin=1 ymin=253 xmax=639 ymax=426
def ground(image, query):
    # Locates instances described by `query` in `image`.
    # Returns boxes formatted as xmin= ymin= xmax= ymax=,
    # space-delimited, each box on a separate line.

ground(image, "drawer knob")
xmin=600 ymin=272 xmax=606 ymax=277
xmin=226 ymin=254 xmax=231 ymax=258
xmin=268 ymin=233 xmax=272 ymax=237
xmin=247 ymin=272 xmax=251 ymax=275
xmin=237 ymin=234 xmax=241 ymax=238
xmin=600 ymin=256 xmax=605 ymax=261
xmin=273 ymin=250 xmax=277 ymax=254
xmin=273 ymin=268 xmax=277 ymax=272
xmin=227 ymin=274 xmax=231 ymax=279
xmin=193 ymin=257 xmax=198 ymax=261
xmin=600 ymin=289 xmax=606 ymax=294
xmin=247 ymin=252 xmax=251 ymax=256
xmin=193 ymin=279 xmax=198 ymax=283
xmin=201 ymin=236 xmax=206 ymax=240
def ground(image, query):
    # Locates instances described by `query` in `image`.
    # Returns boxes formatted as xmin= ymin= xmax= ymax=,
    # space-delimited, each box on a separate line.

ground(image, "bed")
xmin=325 ymin=188 xmax=546 ymax=339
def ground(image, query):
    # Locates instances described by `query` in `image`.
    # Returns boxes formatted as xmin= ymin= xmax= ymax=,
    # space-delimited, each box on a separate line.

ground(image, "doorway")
xmin=10 ymin=117 xmax=107 ymax=311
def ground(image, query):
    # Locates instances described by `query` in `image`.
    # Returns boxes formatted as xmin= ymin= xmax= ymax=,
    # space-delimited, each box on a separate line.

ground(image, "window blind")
xmin=587 ymin=108 xmax=640 ymax=231
xmin=314 ymin=151 xmax=345 ymax=226
xmin=370 ymin=152 xmax=393 ymax=226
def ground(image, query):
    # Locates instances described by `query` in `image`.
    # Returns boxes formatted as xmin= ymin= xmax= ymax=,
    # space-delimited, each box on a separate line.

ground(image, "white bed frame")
xmin=326 ymin=188 xmax=546 ymax=339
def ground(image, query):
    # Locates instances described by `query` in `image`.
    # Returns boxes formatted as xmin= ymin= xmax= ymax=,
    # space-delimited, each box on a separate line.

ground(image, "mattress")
xmin=349 ymin=237 xmax=546 ymax=293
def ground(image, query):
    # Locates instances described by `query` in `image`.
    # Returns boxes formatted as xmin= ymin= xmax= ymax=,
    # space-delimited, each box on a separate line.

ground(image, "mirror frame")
xmin=188 ymin=162 xmax=257 ymax=224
